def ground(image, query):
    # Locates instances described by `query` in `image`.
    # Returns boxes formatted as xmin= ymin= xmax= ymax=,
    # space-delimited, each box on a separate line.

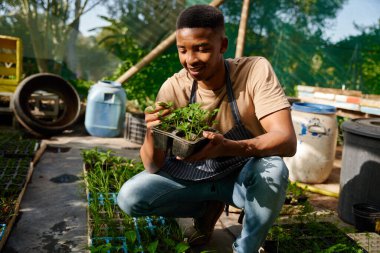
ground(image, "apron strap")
xmin=224 ymin=60 xmax=243 ymax=126
xmin=189 ymin=78 xmax=197 ymax=104
xmin=189 ymin=60 xmax=243 ymax=126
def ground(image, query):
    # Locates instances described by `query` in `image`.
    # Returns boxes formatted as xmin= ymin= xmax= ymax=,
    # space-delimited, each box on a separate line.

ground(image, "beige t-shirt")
xmin=156 ymin=56 xmax=290 ymax=137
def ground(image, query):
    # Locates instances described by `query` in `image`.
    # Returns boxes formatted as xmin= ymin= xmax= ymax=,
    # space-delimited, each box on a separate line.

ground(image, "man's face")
xmin=176 ymin=27 xmax=228 ymax=81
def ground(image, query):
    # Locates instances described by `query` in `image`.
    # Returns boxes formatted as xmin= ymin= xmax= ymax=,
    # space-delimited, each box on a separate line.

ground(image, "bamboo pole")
xmin=235 ymin=0 xmax=250 ymax=58
xmin=116 ymin=0 xmax=225 ymax=84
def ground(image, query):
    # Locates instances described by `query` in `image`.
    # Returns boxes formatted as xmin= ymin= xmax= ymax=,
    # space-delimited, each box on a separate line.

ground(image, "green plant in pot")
xmin=152 ymin=102 xmax=218 ymax=158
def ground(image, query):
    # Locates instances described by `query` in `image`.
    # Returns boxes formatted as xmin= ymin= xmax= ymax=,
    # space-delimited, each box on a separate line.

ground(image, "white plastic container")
xmin=284 ymin=102 xmax=338 ymax=183
xmin=85 ymin=80 xmax=126 ymax=137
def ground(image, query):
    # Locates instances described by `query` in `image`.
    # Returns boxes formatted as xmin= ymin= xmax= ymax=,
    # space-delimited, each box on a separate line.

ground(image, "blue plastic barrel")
xmin=85 ymin=80 xmax=126 ymax=137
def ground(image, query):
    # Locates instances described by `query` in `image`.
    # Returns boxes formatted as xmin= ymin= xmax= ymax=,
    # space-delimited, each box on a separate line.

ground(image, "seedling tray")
xmin=0 ymin=224 xmax=5 ymax=241
xmin=152 ymin=127 xmax=209 ymax=158
xmin=152 ymin=127 xmax=173 ymax=151
xmin=0 ymin=162 xmax=35 ymax=251
xmin=264 ymin=222 xmax=368 ymax=253
xmin=0 ymin=157 xmax=33 ymax=197
xmin=0 ymin=139 xmax=39 ymax=157
xmin=91 ymin=236 xmax=128 ymax=253
xmin=82 ymin=149 xmax=190 ymax=252
xmin=88 ymin=192 xmax=118 ymax=206
xmin=171 ymin=132 xmax=209 ymax=158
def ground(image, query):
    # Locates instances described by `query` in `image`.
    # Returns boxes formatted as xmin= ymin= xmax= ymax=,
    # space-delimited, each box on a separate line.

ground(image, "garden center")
xmin=0 ymin=0 xmax=380 ymax=252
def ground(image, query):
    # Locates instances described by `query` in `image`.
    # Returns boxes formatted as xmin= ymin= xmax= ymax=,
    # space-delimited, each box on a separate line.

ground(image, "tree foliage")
xmin=1 ymin=0 xmax=105 ymax=75
xmin=221 ymin=0 xmax=349 ymax=95
xmin=98 ymin=1 xmax=184 ymax=109
xmin=105 ymin=0 xmax=184 ymax=49
xmin=1 ymin=0 xmax=379 ymax=98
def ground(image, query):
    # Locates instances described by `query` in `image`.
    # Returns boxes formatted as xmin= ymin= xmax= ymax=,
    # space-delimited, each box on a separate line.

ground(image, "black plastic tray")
xmin=152 ymin=127 xmax=209 ymax=158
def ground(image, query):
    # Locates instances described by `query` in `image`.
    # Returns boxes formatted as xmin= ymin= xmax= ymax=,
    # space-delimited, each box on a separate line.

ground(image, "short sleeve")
xmin=249 ymin=58 xmax=290 ymax=119
xmin=155 ymin=72 xmax=192 ymax=108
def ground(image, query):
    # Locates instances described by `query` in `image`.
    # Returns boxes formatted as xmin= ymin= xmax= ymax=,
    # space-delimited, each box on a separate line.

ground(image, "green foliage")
xmin=221 ymin=0 xmax=380 ymax=96
xmin=89 ymin=242 xmax=113 ymax=253
xmin=81 ymin=148 xmax=189 ymax=253
xmin=106 ymin=44 xmax=182 ymax=110
xmin=266 ymin=221 xmax=365 ymax=252
xmin=147 ymin=240 xmax=159 ymax=253
xmin=158 ymin=103 xmax=219 ymax=141
xmin=336 ymin=116 xmax=350 ymax=145
xmin=2 ymin=0 xmax=379 ymax=98
xmin=175 ymin=242 xmax=190 ymax=253
xmin=286 ymin=182 xmax=306 ymax=202
xmin=96 ymin=12 xmax=182 ymax=109
xmin=69 ymin=79 xmax=93 ymax=98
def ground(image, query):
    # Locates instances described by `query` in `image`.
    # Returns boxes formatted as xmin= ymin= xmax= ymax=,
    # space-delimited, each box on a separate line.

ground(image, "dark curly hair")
xmin=176 ymin=5 xmax=225 ymax=32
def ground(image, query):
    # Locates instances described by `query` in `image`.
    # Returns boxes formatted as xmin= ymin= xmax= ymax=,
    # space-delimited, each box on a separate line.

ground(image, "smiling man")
xmin=117 ymin=5 xmax=296 ymax=253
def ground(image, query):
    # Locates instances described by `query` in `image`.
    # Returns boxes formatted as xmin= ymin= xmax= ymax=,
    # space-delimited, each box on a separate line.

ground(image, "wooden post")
xmin=235 ymin=0 xmax=250 ymax=58
xmin=116 ymin=0 xmax=225 ymax=84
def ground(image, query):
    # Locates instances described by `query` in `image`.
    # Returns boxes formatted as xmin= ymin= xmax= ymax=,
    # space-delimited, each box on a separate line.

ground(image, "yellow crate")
xmin=0 ymin=35 xmax=23 ymax=92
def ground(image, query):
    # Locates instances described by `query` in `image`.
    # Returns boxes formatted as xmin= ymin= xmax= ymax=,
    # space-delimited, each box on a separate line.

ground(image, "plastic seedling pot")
xmin=152 ymin=126 xmax=174 ymax=151
xmin=171 ymin=131 xmax=209 ymax=158
xmin=152 ymin=126 xmax=213 ymax=158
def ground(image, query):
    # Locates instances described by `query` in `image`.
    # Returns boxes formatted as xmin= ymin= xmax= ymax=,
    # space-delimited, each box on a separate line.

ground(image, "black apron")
xmin=161 ymin=60 xmax=253 ymax=181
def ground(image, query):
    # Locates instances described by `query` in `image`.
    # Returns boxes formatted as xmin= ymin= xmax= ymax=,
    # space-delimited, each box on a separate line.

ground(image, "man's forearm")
xmin=140 ymin=128 xmax=166 ymax=173
xmin=224 ymin=131 xmax=296 ymax=158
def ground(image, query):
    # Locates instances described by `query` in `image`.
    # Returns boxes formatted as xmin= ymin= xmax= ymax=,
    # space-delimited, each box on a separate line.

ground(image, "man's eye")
xmin=199 ymin=48 xmax=209 ymax=52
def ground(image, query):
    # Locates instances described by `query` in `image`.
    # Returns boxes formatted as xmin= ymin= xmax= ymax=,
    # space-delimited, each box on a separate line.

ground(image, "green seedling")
xmin=266 ymin=220 xmax=365 ymax=252
xmin=145 ymin=101 xmax=174 ymax=113
xmin=82 ymin=148 xmax=189 ymax=253
xmin=157 ymin=103 xmax=219 ymax=141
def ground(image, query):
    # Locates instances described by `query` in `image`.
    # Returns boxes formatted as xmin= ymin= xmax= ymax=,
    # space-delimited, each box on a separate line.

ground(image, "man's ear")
xmin=220 ymin=37 xmax=228 ymax=54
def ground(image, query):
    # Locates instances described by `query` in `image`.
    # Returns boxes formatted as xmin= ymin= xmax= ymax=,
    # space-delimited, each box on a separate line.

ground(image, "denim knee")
xmin=239 ymin=156 xmax=288 ymax=188
xmin=117 ymin=173 xmax=151 ymax=216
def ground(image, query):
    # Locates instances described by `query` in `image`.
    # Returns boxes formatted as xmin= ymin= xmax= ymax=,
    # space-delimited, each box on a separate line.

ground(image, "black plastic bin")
xmin=338 ymin=118 xmax=380 ymax=225
xmin=353 ymin=203 xmax=380 ymax=233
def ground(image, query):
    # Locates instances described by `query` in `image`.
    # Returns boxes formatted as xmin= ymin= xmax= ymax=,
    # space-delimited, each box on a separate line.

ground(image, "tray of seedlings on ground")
xmin=265 ymin=208 xmax=368 ymax=253
xmin=0 ymin=156 xmax=32 ymax=197
xmin=82 ymin=148 xmax=190 ymax=253
xmin=151 ymin=102 xmax=218 ymax=158
xmin=280 ymin=182 xmax=313 ymax=216
xmin=0 ymin=130 xmax=39 ymax=157
xmin=0 ymin=130 xmax=38 ymax=250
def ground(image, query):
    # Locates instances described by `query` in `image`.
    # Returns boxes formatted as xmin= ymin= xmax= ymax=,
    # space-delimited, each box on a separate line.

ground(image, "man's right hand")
xmin=144 ymin=102 xmax=172 ymax=129
xmin=140 ymin=102 xmax=173 ymax=173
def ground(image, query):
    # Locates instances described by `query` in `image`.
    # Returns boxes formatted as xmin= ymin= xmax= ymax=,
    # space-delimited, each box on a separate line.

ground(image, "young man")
xmin=118 ymin=5 xmax=296 ymax=253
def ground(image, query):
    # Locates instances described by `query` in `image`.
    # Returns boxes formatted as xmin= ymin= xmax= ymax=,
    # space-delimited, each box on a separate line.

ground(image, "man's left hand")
xmin=178 ymin=131 xmax=226 ymax=161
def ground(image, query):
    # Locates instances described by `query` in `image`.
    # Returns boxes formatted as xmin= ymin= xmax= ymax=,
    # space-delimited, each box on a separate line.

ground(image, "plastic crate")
xmin=124 ymin=112 xmax=146 ymax=145
xmin=0 ymin=35 xmax=22 ymax=92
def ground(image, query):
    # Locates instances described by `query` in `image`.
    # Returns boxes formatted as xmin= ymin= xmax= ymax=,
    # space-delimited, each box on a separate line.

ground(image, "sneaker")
xmin=186 ymin=200 xmax=225 ymax=246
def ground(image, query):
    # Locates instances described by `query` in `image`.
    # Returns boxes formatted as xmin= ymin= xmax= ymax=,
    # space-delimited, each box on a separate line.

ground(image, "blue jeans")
xmin=117 ymin=156 xmax=289 ymax=253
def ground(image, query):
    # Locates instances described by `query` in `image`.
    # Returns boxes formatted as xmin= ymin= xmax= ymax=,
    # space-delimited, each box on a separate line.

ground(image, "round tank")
xmin=284 ymin=102 xmax=338 ymax=183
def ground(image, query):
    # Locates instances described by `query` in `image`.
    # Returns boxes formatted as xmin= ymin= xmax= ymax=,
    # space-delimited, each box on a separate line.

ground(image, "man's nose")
xmin=186 ymin=51 xmax=198 ymax=65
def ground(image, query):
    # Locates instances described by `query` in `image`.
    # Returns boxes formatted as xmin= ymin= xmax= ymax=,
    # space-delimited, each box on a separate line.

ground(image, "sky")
xmin=79 ymin=0 xmax=380 ymax=43
xmin=323 ymin=0 xmax=380 ymax=42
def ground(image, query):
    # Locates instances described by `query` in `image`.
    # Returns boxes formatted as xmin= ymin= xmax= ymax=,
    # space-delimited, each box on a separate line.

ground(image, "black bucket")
xmin=353 ymin=203 xmax=380 ymax=233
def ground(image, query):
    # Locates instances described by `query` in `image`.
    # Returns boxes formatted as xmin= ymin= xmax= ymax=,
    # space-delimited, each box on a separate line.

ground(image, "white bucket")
xmin=284 ymin=102 xmax=338 ymax=183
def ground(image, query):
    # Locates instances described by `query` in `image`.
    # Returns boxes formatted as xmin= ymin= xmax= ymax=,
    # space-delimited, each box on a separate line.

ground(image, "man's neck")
xmin=198 ymin=60 xmax=226 ymax=91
